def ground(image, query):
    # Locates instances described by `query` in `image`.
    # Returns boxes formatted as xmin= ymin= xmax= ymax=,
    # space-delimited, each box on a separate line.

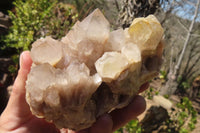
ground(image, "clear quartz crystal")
xmin=26 ymin=9 xmax=164 ymax=131
xmin=105 ymin=28 xmax=126 ymax=52
xmin=95 ymin=52 xmax=129 ymax=82
xmin=61 ymin=9 xmax=109 ymax=73
xmin=79 ymin=9 xmax=110 ymax=43
xmin=31 ymin=37 xmax=63 ymax=66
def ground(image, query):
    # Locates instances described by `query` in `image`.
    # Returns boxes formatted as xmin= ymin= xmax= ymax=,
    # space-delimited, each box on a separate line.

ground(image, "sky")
xmin=161 ymin=0 xmax=200 ymax=21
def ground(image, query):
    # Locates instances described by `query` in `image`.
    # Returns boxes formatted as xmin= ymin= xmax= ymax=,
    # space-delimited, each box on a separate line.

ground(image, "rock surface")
xmin=26 ymin=9 xmax=164 ymax=131
xmin=153 ymin=95 xmax=172 ymax=110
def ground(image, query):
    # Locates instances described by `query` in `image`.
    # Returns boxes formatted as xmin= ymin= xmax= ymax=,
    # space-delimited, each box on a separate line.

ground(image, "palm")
xmin=0 ymin=51 xmax=147 ymax=133
xmin=0 ymin=51 xmax=59 ymax=133
xmin=10 ymin=115 xmax=59 ymax=133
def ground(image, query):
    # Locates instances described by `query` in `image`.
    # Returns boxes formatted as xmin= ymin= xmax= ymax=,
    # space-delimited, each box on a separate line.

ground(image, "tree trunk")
xmin=117 ymin=0 xmax=161 ymax=28
xmin=160 ymin=0 xmax=200 ymax=95
xmin=173 ymin=0 xmax=200 ymax=78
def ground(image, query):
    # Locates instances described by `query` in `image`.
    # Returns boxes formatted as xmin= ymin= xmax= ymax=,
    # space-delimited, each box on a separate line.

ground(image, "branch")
xmin=191 ymin=34 xmax=200 ymax=37
xmin=185 ymin=55 xmax=200 ymax=78
xmin=160 ymin=7 xmax=173 ymax=24
xmin=184 ymin=40 xmax=200 ymax=76
xmin=187 ymin=67 xmax=200 ymax=79
xmin=174 ymin=0 xmax=200 ymax=78
xmin=133 ymin=0 xmax=140 ymax=7
xmin=183 ymin=0 xmax=196 ymax=7
xmin=190 ymin=41 xmax=200 ymax=59
xmin=192 ymin=71 xmax=200 ymax=82
xmin=177 ymin=19 xmax=189 ymax=32
xmin=114 ymin=0 xmax=120 ymax=12
xmin=190 ymin=49 xmax=200 ymax=59
xmin=170 ymin=41 xmax=175 ymax=73
xmin=183 ymin=41 xmax=195 ymax=75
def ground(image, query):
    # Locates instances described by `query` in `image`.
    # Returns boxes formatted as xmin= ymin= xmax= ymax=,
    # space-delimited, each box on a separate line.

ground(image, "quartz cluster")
xmin=26 ymin=9 xmax=164 ymax=131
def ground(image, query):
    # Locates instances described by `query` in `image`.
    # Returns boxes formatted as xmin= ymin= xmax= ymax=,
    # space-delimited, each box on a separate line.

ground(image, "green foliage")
xmin=180 ymin=81 xmax=190 ymax=90
xmin=2 ymin=0 xmax=78 ymax=74
xmin=8 ymin=64 xmax=18 ymax=74
xmin=143 ymin=87 xmax=159 ymax=100
xmin=164 ymin=94 xmax=169 ymax=99
xmin=159 ymin=70 xmax=167 ymax=80
xmin=167 ymin=97 xmax=198 ymax=133
xmin=115 ymin=120 xmax=142 ymax=133
xmin=3 ymin=0 xmax=78 ymax=53
xmin=3 ymin=0 xmax=55 ymax=51
xmin=154 ymin=97 xmax=198 ymax=133
xmin=62 ymin=0 xmax=107 ymax=20
xmin=177 ymin=76 xmax=191 ymax=92
xmin=177 ymin=97 xmax=197 ymax=131
xmin=8 ymin=54 xmax=20 ymax=74
xmin=179 ymin=128 xmax=189 ymax=133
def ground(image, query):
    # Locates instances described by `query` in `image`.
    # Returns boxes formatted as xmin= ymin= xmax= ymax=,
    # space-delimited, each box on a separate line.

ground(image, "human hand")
xmin=0 ymin=51 xmax=148 ymax=133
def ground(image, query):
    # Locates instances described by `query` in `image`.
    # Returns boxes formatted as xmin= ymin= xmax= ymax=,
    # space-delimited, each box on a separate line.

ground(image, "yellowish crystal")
xmin=26 ymin=9 xmax=164 ymax=131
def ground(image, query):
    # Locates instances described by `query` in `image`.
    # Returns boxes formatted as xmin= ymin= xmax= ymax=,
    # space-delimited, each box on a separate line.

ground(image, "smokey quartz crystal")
xmin=26 ymin=9 xmax=164 ymax=131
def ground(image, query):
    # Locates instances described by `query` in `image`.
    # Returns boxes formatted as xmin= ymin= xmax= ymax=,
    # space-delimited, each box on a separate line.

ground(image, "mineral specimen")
xmin=26 ymin=9 xmax=164 ymax=131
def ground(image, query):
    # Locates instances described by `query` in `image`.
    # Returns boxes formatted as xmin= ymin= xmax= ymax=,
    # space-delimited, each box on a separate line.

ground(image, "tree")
xmin=117 ymin=0 xmax=162 ymax=28
xmin=160 ymin=0 xmax=200 ymax=95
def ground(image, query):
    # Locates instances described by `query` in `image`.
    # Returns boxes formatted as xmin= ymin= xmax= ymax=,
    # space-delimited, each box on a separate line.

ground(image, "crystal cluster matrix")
xmin=26 ymin=9 xmax=164 ymax=131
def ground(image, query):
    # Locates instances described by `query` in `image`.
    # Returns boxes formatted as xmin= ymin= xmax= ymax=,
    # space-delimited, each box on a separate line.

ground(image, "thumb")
xmin=3 ymin=51 xmax=33 ymax=118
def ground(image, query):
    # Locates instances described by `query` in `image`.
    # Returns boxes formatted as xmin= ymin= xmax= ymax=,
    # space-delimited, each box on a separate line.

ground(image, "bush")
xmin=3 ymin=0 xmax=78 ymax=52
xmin=2 ymin=0 xmax=78 ymax=73
xmin=61 ymin=0 xmax=107 ymax=20
xmin=115 ymin=120 xmax=142 ymax=133
xmin=164 ymin=97 xmax=198 ymax=133
xmin=142 ymin=87 xmax=159 ymax=100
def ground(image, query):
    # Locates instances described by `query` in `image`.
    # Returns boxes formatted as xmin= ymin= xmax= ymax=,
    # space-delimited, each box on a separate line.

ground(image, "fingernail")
xmin=68 ymin=130 xmax=75 ymax=133
xmin=140 ymin=82 xmax=149 ymax=89
xmin=60 ymin=128 xmax=68 ymax=133
xmin=131 ymin=95 xmax=146 ymax=115
xmin=20 ymin=52 xmax=24 ymax=68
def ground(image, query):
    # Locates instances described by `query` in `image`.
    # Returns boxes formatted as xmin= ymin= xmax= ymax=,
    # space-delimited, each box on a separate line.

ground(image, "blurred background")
xmin=0 ymin=0 xmax=200 ymax=132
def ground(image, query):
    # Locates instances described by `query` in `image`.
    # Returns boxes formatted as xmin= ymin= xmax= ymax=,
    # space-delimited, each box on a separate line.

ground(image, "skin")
xmin=0 ymin=51 xmax=149 ymax=133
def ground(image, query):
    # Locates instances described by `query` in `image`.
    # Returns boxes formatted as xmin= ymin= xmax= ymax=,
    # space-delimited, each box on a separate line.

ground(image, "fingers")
xmin=89 ymin=114 xmax=113 ymax=133
xmin=22 ymin=117 xmax=60 ymax=133
xmin=71 ymin=83 xmax=148 ymax=133
xmin=110 ymin=95 xmax=146 ymax=131
xmin=74 ymin=95 xmax=146 ymax=133
xmin=13 ymin=51 xmax=33 ymax=95
xmin=3 ymin=51 xmax=32 ymax=118
xmin=71 ymin=114 xmax=113 ymax=133
xmin=138 ymin=82 xmax=149 ymax=93
xmin=60 ymin=128 xmax=68 ymax=133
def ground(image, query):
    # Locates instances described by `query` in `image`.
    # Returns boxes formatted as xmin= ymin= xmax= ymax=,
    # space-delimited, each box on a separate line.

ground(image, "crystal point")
xmin=26 ymin=9 xmax=164 ymax=131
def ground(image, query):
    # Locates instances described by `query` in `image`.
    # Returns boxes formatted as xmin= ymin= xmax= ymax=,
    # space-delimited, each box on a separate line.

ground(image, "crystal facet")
xmin=26 ymin=9 xmax=164 ymax=131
